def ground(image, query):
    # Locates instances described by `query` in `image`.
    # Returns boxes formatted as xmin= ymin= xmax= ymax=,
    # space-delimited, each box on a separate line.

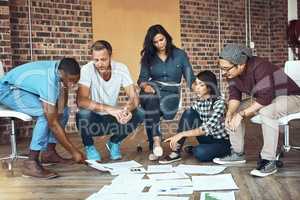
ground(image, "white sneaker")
xmin=153 ymin=145 xmax=163 ymax=157
xmin=148 ymin=153 xmax=159 ymax=161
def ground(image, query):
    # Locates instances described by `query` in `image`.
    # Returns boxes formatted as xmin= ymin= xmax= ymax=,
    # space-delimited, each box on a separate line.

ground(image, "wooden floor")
xmin=0 ymin=121 xmax=300 ymax=200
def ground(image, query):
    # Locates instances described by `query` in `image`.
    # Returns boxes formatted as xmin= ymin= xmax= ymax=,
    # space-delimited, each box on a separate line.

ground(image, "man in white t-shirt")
xmin=76 ymin=40 xmax=144 ymax=161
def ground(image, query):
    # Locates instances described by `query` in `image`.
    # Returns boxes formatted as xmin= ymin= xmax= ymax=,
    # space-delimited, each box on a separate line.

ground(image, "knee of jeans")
xmin=192 ymin=146 xmax=209 ymax=162
xmin=133 ymin=108 xmax=145 ymax=122
xmin=182 ymin=108 xmax=198 ymax=119
xmin=76 ymin=109 xmax=92 ymax=126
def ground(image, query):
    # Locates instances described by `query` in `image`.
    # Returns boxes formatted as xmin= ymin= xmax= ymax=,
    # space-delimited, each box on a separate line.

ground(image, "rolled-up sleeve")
xmin=137 ymin=63 xmax=150 ymax=86
xmin=199 ymin=99 xmax=225 ymax=136
xmin=228 ymin=81 xmax=242 ymax=101
xmin=181 ymin=51 xmax=195 ymax=89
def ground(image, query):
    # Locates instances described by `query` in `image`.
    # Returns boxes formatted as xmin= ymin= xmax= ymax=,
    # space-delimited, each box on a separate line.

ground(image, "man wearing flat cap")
xmin=213 ymin=43 xmax=300 ymax=177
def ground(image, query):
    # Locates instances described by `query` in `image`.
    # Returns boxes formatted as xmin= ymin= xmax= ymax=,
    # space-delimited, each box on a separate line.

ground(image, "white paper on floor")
xmin=85 ymin=160 xmax=145 ymax=175
xmin=192 ymin=174 xmax=239 ymax=191
xmin=147 ymin=172 xmax=189 ymax=180
xmin=111 ymin=173 xmax=145 ymax=184
xmin=87 ymin=192 xmax=157 ymax=200
xmin=157 ymin=197 xmax=190 ymax=200
xmin=149 ymin=185 xmax=193 ymax=195
xmin=200 ymin=191 xmax=235 ymax=200
xmin=175 ymin=164 xmax=226 ymax=175
xmin=147 ymin=164 xmax=174 ymax=173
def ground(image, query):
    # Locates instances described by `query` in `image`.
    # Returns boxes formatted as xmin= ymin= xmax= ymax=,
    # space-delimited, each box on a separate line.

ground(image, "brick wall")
xmin=269 ymin=0 xmax=288 ymax=67
xmin=0 ymin=0 xmax=290 ymax=141
xmin=0 ymin=1 xmax=13 ymax=144
xmin=0 ymin=0 xmax=93 ymax=143
xmin=0 ymin=1 xmax=12 ymax=70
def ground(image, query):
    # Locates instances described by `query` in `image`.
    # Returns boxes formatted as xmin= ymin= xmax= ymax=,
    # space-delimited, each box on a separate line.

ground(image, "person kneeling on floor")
xmin=161 ymin=70 xmax=231 ymax=164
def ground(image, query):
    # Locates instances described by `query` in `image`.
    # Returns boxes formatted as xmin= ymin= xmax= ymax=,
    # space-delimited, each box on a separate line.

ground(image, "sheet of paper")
xmin=175 ymin=164 xmax=226 ymax=175
xmin=149 ymin=185 xmax=193 ymax=195
xmin=152 ymin=179 xmax=192 ymax=188
xmin=147 ymin=164 xmax=174 ymax=173
xmin=111 ymin=173 xmax=145 ymax=184
xmin=147 ymin=172 xmax=189 ymax=180
xmin=200 ymin=191 xmax=235 ymax=200
xmin=192 ymin=174 xmax=239 ymax=191
xmin=86 ymin=192 xmax=157 ymax=200
xmin=85 ymin=160 xmax=144 ymax=175
xmin=101 ymin=160 xmax=143 ymax=169
xmin=110 ymin=167 xmax=146 ymax=175
xmin=157 ymin=197 xmax=190 ymax=200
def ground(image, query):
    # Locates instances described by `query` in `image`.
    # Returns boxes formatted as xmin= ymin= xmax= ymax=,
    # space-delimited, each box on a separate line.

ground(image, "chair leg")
xmin=283 ymin=124 xmax=291 ymax=152
xmin=0 ymin=118 xmax=28 ymax=171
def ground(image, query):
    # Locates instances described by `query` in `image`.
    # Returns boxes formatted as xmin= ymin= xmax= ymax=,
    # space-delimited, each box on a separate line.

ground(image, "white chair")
xmin=0 ymin=61 xmax=32 ymax=172
xmin=251 ymin=60 xmax=300 ymax=163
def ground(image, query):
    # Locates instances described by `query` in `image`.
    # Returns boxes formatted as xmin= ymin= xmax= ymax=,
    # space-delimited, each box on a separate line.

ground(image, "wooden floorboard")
xmin=0 ymin=121 xmax=299 ymax=200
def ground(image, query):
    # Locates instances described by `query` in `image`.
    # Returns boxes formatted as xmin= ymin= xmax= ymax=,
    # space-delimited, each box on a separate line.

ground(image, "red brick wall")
xmin=0 ymin=1 xmax=13 ymax=144
xmin=0 ymin=1 xmax=12 ymax=70
xmin=269 ymin=0 xmax=288 ymax=67
xmin=10 ymin=0 xmax=92 ymax=66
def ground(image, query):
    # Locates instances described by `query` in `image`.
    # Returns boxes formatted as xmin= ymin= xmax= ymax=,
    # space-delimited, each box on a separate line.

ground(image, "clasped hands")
xmin=109 ymin=106 xmax=132 ymax=124
xmin=225 ymin=112 xmax=243 ymax=134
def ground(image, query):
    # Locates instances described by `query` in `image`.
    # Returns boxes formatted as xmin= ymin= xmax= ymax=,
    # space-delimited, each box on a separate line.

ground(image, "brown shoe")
xmin=22 ymin=159 xmax=59 ymax=179
xmin=40 ymin=151 xmax=74 ymax=165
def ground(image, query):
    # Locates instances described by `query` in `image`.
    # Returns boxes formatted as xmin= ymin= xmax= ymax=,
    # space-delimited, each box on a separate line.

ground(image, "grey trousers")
xmin=229 ymin=95 xmax=300 ymax=160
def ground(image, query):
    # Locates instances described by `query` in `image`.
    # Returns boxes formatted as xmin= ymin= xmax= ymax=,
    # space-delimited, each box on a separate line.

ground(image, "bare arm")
xmin=239 ymin=101 xmax=263 ymax=117
xmin=123 ymin=84 xmax=139 ymax=111
xmin=77 ymin=84 xmax=124 ymax=122
xmin=42 ymin=102 xmax=84 ymax=162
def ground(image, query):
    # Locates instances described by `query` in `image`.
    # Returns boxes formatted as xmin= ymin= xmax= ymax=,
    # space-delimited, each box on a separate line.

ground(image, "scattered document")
xmin=85 ymin=160 xmax=144 ymax=175
xmin=175 ymin=164 xmax=226 ymax=175
xmin=147 ymin=172 xmax=189 ymax=180
xmin=151 ymin=179 xmax=192 ymax=188
xmin=111 ymin=173 xmax=145 ymax=184
xmin=149 ymin=185 xmax=193 ymax=195
xmin=147 ymin=164 xmax=174 ymax=173
xmin=192 ymin=174 xmax=239 ymax=191
xmin=87 ymin=192 xmax=157 ymax=200
xmin=200 ymin=191 xmax=235 ymax=200
xmin=157 ymin=197 xmax=190 ymax=200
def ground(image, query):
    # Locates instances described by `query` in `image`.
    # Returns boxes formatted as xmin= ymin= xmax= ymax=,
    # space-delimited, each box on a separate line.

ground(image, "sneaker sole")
xmin=159 ymin=157 xmax=182 ymax=164
xmin=22 ymin=174 xmax=59 ymax=179
xmin=250 ymin=169 xmax=278 ymax=177
xmin=213 ymin=158 xmax=246 ymax=165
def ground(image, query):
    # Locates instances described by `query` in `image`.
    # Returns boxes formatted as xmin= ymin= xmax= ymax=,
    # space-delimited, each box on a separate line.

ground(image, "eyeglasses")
xmin=220 ymin=64 xmax=237 ymax=72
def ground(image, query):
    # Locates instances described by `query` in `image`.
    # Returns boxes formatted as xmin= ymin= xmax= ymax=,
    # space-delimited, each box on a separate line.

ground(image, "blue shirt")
xmin=0 ymin=61 xmax=61 ymax=106
xmin=137 ymin=48 xmax=195 ymax=89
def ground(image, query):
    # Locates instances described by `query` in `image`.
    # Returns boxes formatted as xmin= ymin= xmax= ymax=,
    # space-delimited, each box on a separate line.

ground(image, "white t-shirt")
xmin=79 ymin=60 xmax=133 ymax=115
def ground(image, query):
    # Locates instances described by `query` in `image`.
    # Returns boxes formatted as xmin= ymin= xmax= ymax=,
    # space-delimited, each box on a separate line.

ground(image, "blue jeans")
xmin=139 ymin=86 xmax=180 ymax=150
xmin=177 ymin=108 xmax=231 ymax=162
xmin=76 ymin=108 xmax=144 ymax=146
xmin=0 ymin=83 xmax=69 ymax=151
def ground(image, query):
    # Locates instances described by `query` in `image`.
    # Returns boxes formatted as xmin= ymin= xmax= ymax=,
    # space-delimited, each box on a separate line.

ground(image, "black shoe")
xmin=250 ymin=159 xmax=277 ymax=177
xmin=159 ymin=152 xmax=182 ymax=164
